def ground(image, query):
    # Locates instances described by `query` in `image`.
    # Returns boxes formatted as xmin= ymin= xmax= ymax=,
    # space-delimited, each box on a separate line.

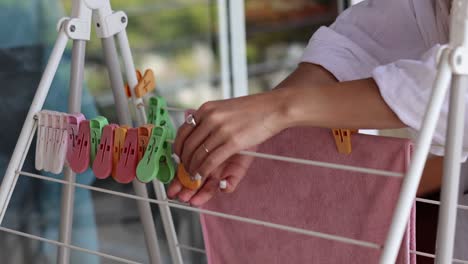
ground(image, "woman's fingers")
xmin=177 ymin=186 xmax=199 ymax=203
xmin=174 ymin=121 xmax=196 ymax=157
xmin=187 ymin=130 xmax=227 ymax=176
xmin=177 ymin=165 xmax=223 ymax=203
xmin=189 ymin=177 xmax=221 ymax=207
xmin=219 ymin=154 xmax=255 ymax=193
xmin=180 ymin=119 xmax=212 ymax=173
xmin=196 ymin=141 xmax=240 ymax=180
xmin=167 ymin=177 xmax=184 ymax=199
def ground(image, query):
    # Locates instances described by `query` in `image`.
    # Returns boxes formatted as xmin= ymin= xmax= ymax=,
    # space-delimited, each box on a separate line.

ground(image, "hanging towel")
xmin=200 ymin=127 xmax=416 ymax=264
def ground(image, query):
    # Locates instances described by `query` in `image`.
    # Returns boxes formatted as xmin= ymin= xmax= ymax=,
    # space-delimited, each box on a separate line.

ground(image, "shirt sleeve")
xmin=301 ymin=0 xmax=466 ymax=157
xmin=301 ymin=0 xmax=428 ymax=81
xmin=373 ymin=45 xmax=468 ymax=157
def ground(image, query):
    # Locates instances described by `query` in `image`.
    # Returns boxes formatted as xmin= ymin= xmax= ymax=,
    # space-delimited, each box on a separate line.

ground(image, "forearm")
xmin=274 ymin=63 xmax=405 ymax=129
xmin=273 ymin=63 xmax=440 ymax=195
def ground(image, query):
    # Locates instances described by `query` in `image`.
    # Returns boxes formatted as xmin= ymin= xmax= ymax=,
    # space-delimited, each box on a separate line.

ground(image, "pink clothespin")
xmin=68 ymin=120 xmax=91 ymax=174
xmin=115 ymin=128 xmax=139 ymax=184
xmin=93 ymin=124 xmax=118 ymax=179
xmin=66 ymin=113 xmax=86 ymax=164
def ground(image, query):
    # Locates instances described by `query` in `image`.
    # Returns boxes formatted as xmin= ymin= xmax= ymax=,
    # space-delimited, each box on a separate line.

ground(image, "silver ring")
xmin=186 ymin=114 xmax=197 ymax=127
xmin=202 ymin=144 xmax=210 ymax=153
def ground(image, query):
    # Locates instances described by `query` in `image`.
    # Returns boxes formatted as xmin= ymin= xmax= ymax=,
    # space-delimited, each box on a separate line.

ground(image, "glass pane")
xmin=245 ymin=0 xmax=338 ymax=94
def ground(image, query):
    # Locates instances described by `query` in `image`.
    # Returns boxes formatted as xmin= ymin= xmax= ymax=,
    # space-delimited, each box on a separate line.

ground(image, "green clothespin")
xmin=147 ymin=96 xmax=176 ymax=140
xmin=136 ymin=126 xmax=175 ymax=184
xmin=89 ymin=116 xmax=108 ymax=165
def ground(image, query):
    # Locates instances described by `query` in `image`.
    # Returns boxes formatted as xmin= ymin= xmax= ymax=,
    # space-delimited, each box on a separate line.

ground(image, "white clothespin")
xmin=44 ymin=112 xmax=58 ymax=171
xmin=35 ymin=111 xmax=49 ymax=171
xmin=35 ymin=111 xmax=69 ymax=173
xmin=51 ymin=113 xmax=69 ymax=174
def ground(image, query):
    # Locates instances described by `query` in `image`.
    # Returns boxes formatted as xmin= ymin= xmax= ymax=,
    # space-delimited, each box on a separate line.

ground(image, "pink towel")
xmin=200 ymin=127 xmax=416 ymax=264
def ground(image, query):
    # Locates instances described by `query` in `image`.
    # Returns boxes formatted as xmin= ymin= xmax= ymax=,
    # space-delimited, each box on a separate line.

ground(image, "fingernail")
xmin=194 ymin=173 xmax=202 ymax=181
xmin=172 ymin=154 xmax=181 ymax=164
xmin=219 ymin=180 xmax=227 ymax=190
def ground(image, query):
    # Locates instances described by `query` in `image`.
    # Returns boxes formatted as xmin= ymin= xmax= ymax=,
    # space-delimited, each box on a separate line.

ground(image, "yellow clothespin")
xmin=124 ymin=69 xmax=156 ymax=98
xmin=332 ymin=129 xmax=357 ymax=154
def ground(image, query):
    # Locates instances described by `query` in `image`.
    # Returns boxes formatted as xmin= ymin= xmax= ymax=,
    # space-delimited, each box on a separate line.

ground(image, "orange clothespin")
xmin=112 ymin=125 xmax=130 ymax=178
xmin=177 ymin=164 xmax=201 ymax=190
xmin=137 ymin=125 xmax=154 ymax=161
xmin=124 ymin=69 xmax=156 ymax=98
xmin=332 ymin=129 xmax=357 ymax=154
xmin=124 ymin=70 xmax=142 ymax=98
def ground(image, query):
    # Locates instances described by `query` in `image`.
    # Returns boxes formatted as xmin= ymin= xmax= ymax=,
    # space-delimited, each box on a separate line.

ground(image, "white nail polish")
xmin=194 ymin=173 xmax=202 ymax=181
xmin=219 ymin=180 xmax=227 ymax=190
xmin=172 ymin=154 xmax=181 ymax=164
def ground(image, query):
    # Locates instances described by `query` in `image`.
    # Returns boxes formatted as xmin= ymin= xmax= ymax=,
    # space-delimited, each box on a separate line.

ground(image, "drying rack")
xmin=1 ymin=0 xmax=468 ymax=263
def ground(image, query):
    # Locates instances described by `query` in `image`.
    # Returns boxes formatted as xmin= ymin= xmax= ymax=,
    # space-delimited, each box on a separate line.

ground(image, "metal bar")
xmin=379 ymin=51 xmax=453 ymax=264
xmin=416 ymin=197 xmax=468 ymax=210
xmin=217 ymin=0 xmax=231 ymax=99
xmin=228 ymin=0 xmax=249 ymax=97
xmin=116 ymin=30 xmax=146 ymax=124
xmin=409 ymin=250 xmax=468 ymax=264
xmin=101 ymin=37 xmax=133 ymax=125
xmin=163 ymin=140 xmax=403 ymax=178
xmin=0 ymin=28 xmax=69 ymax=223
xmin=435 ymin=75 xmax=467 ymax=263
xmin=151 ymin=181 xmax=183 ymax=264
xmin=177 ymin=244 xmax=206 ymax=254
xmin=101 ymin=36 xmax=163 ymax=264
xmin=57 ymin=39 xmax=87 ymax=264
xmin=16 ymin=168 xmax=468 ymax=264
xmin=0 ymin=227 xmax=141 ymax=264
xmin=116 ymin=28 xmax=183 ymax=264
xmin=18 ymin=171 xmax=381 ymax=250
xmin=239 ymin=150 xmax=403 ymax=177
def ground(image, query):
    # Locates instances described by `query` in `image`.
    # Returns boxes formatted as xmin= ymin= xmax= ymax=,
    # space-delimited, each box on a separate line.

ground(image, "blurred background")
xmin=0 ymin=0 xmax=355 ymax=263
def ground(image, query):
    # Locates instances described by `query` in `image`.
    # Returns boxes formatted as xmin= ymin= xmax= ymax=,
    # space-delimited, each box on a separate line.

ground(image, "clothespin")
xmin=66 ymin=113 xmax=86 ymax=164
xmin=90 ymin=116 xmax=109 ymax=165
xmin=177 ymin=164 xmax=201 ymax=190
xmin=44 ymin=111 xmax=58 ymax=171
xmin=136 ymin=126 xmax=175 ymax=184
xmin=68 ymin=120 xmax=91 ymax=173
xmin=138 ymin=125 xmax=154 ymax=161
xmin=115 ymin=128 xmax=139 ymax=184
xmin=50 ymin=113 xmax=69 ymax=174
xmin=147 ymin=96 xmax=175 ymax=139
xmin=332 ymin=129 xmax=357 ymax=154
xmin=112 ymin=125 xmax=130 ymax=179
xmin=93 ymin=124 xmax=118 ymax=179
xmin=36 ymin=111 xmax=67 ymax=173
xmin=124 ymin=69 xmax=156 ymax=98
xmin=35 ymin=111 xmax=50 ymax=171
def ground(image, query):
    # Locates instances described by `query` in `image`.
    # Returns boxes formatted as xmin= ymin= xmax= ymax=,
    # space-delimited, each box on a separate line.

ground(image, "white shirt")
xmin=300 ymin=0 xmax=467 ymax=157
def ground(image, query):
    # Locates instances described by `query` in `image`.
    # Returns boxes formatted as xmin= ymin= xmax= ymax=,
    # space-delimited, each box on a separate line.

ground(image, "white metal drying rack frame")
xmin=0 ymin=0 xmax=468 ymax=263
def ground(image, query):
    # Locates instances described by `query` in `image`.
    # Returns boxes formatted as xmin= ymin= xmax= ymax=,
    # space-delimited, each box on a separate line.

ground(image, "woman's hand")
xmin=167 ymin=152 xmax=255 ymax=206
xmin=167 ymin=91 xmax=288 ymax=204
xmin=166 ymin=63 xmax=405 ymax=206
